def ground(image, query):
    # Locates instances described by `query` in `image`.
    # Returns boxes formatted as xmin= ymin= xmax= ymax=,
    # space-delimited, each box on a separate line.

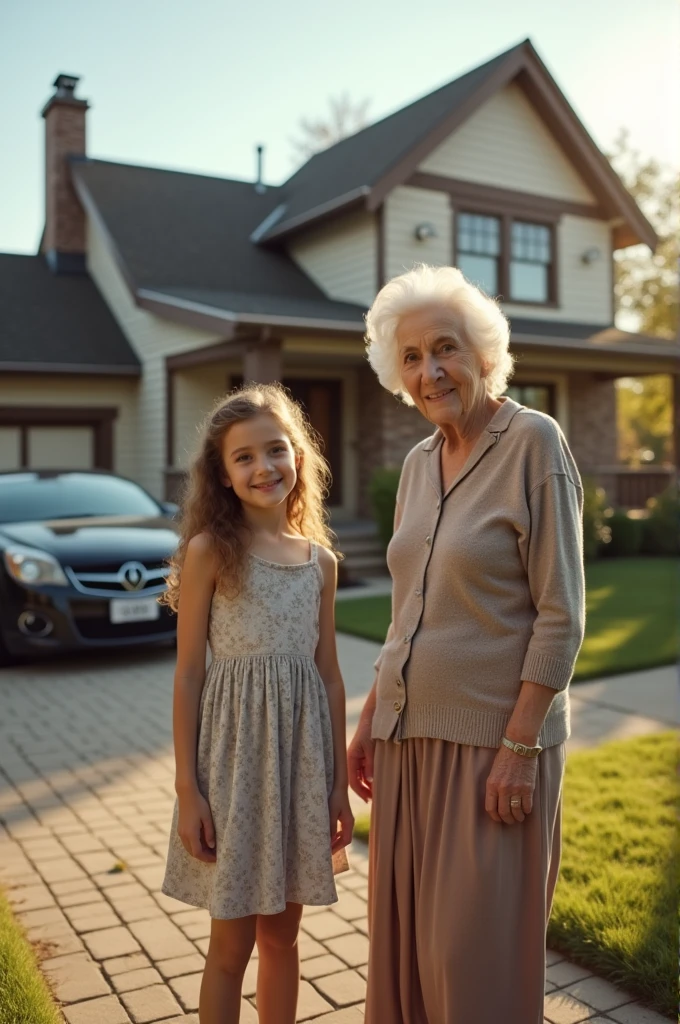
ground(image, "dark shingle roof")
xmin=259 ymin=46 xmax=517 ymax=239
xmin=0 ymin=254 xmax=140 ymax=371
xmin=73 ymin=160 xmax=367 ymax=324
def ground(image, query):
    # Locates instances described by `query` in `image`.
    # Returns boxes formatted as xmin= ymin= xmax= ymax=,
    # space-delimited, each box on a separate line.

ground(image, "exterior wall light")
xmin=581 ymin=247 xmax=602 ymax=265
xmin=414 ymin=222 xmax=438 ymax=241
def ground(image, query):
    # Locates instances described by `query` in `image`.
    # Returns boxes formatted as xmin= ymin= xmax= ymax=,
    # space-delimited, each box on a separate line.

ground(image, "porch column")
xmin=243 ymin=339 xmax=283 ymax=384
xmin=567 ymin=372 xmax=618 ymax=487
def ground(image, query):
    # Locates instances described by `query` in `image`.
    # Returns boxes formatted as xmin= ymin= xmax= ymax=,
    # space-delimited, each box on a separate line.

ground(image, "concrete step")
xmin=333 ymin=519 xmax=387 ymax=581
xmin=336 ymin=536 xmax=384 ymax=557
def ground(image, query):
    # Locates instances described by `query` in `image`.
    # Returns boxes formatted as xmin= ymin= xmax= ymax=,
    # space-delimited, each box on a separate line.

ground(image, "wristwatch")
xmin=502 ymin=736 xmax=542 ymax=758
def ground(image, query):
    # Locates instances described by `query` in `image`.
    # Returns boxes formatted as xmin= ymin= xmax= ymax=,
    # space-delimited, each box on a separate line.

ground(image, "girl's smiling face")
xmin=222 ymin=413 xmax=299 ymax=509
xmin=396 ymin=304 xmax=487 ymax=426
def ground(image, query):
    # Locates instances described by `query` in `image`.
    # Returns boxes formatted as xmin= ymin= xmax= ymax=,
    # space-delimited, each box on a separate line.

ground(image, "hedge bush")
xmin=368 ymin=468 xmax=401 ymax=551
xmin=641 ymin=485 xmax=680 ymax=556
xmin=605 ymin=510 xmax=644 ymax=558
xmin=582 ymin=477 xmax=611 ymax=561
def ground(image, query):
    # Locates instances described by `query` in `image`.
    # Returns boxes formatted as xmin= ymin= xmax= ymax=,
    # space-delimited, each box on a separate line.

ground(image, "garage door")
xmin=0 ymin=408 xmax=115 ymax=472
xmin=0 ymin=425 xmax=95 ymax=471
xmin=0 ymin=427 xmax=22 ymax=470
xmin=28 ymin=427 xmax=94 ymax=469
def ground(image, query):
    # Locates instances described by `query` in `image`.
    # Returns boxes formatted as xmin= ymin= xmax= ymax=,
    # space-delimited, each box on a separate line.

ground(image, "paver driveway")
xmin=0 ymin=645 xmax=671 ymax=1023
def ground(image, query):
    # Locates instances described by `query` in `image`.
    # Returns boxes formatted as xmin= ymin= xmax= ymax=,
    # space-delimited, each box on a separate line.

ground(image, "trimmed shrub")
xmin=605 ymin=510 xmax=644 ymax=558
xmin=582 ymin=477 xmax=611 ymax=561
xmin=642 ymin=484 xmax=680 ymax=556
xmin=369 ymin=467 xmax=401 ymax=550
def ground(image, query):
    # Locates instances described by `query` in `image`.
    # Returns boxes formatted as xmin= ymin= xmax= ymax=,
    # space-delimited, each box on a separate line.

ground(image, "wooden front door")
xmin=229 ymin=376 xmax=344 ymax=506
xmin=284 ymin=379 xmax=342 ymax=506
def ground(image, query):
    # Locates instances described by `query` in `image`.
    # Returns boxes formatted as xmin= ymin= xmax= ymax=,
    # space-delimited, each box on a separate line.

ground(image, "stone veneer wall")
xmin=567 ymin=372 xmax=618 ymax=478
xmin=356 ymin=365 xmax=431 ymax=516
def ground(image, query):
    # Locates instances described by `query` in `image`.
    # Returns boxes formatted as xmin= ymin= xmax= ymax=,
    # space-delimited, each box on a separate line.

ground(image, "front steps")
xmin=332 ymin=519 xmax=387 ymax=581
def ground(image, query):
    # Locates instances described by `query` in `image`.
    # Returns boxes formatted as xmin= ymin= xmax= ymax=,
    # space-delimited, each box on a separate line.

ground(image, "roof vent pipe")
xmin=255 ymin=145 xmax=266 ymax=194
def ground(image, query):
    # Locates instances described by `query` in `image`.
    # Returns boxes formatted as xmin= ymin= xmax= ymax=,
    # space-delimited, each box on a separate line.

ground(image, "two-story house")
xmin=1 ymin=39 xmax=677 ymax=534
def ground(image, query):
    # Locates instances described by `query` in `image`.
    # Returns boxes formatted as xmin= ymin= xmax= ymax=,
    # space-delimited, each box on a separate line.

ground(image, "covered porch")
xmin=161 ymin=321 xmax=679 ymax=529
xmin=163 ymin=331 xmax=366 ymax=521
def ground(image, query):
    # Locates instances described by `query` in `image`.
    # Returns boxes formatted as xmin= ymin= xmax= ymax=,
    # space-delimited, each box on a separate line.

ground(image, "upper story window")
xmin=456 ymin=212 xmax=555 ymax=305
xmin=510 ymin=222 xmax=552 ymax=302
xmin=456 ymin=213 xmax=501 ymax=296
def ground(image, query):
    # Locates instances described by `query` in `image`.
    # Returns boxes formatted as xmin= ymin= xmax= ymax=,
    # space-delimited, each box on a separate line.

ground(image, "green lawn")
xmin=0 ymin=888 xmax=61 ymax=1024
xmin=548 ymin=732 xmax=678 ymax=1017
xmin=355 ymin=732 xmax=678 ymax=1018
xmin=336 ymin=558 xmax=679 ymax=681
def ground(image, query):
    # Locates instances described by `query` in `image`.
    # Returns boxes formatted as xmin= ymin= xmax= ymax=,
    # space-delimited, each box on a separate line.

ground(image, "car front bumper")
xmin=0 ymin=576 xmax=176 ymax=657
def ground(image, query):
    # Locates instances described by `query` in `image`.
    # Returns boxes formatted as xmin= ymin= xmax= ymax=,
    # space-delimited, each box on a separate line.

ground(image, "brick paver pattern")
xmin=0 ymin=651 xmax=667 ymax=1023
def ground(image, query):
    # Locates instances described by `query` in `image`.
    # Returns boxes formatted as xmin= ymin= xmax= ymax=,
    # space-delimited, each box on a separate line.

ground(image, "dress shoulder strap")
xmin=309 ymin=540 xmax=318 ymax=564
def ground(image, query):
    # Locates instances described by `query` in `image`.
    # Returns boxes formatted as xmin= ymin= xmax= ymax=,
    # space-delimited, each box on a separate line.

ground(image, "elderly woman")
xmin=348 ymin=265 xmax=585 ymax=1024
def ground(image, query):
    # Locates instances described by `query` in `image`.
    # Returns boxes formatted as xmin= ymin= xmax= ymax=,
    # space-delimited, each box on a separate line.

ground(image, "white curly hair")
xmin=365 ymin=264 xmax=514 ymax=405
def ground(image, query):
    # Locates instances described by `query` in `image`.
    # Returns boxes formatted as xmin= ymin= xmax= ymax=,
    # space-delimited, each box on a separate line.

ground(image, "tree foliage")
xmin=616 ymin=375 xmax=673 ymax=466
xmin=291 ymin=94 xmax=370 ymax=162
xmin=609 ymin=130 xmax=679 ymax=339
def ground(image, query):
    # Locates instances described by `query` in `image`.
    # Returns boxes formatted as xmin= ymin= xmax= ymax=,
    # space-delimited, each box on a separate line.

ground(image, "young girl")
xmin=161 ymin=383 xmax=354 ymax=1024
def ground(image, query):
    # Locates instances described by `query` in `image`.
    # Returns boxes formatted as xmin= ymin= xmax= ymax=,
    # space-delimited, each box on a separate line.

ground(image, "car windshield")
xmin=0 ymin=473 xmax=162 ymax=524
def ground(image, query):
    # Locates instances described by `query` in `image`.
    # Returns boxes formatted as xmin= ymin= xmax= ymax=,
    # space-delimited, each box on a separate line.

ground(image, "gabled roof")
xmin=256 ymin=39 xmax=656 ymax=251
xmin=0 ymin=254 xmax=140 ymax=373
xmin=72 ymin=160 xmax=367 ymax=332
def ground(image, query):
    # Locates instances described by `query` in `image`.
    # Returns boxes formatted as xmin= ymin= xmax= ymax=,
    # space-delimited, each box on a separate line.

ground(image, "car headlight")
xmin=3 ymin=545 xmax=68 ymax=586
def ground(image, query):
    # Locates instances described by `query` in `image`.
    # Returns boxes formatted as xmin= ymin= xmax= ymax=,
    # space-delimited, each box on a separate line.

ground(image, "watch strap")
xmin=502 ymin=736 xmax=542 ymax=758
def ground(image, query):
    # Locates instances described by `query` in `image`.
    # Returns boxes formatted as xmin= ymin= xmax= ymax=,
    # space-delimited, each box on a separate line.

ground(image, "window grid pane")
xmin=511 ymin=222 xmax=551 ymax=264
xmin=457 ymin=214 xmax=501 ymax=257
xmin=457 ymin=254 xmax=498 ymax=296
xmin=510 ymin=221 xmax=552 ymax=302
xmin=505 ymin=385 xmax=554 ymax=416
xmin=510 ymin=261 xmax=548 ymax=303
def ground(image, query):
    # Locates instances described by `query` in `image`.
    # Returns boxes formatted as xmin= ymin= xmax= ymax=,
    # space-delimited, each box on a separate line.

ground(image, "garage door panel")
xmin=0 ymin=427 xmax=22 ymax=470
xmin=28 ymin=427 xmax=94 ymax=469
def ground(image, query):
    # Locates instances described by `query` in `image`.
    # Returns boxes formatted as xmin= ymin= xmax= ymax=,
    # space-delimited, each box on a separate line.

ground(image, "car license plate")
xmin=109 ymin=597 xmax=160 ymax=624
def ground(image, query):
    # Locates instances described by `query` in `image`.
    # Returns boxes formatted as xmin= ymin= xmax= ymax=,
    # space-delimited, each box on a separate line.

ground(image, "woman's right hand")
xmin=348 ymin=719 xmax=376 ymax=803
xmin=177 ymin=788 xmax=217 ymax=863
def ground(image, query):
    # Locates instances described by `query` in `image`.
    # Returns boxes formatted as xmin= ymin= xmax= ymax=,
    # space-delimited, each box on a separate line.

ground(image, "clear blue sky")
xmin=1 ymin=0 xmax=678 ymax=254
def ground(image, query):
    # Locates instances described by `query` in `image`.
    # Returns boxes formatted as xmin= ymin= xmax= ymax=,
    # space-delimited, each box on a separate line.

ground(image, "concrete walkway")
xmin=0 ymin=645 xmax=675 ymax=1023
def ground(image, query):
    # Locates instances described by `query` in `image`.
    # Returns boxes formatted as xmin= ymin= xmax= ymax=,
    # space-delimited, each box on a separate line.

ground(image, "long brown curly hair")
xmin=161 ymin=383 xmax=336 ymax=613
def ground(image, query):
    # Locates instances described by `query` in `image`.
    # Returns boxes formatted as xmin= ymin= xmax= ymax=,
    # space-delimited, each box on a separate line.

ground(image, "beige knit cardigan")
xmin=372 ymin=398 xmax=585 ymax=748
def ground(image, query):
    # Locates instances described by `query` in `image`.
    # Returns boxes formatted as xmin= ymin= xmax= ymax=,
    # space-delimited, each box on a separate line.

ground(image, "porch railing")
xmin=594 ymin=467 xmax=676 ymax=509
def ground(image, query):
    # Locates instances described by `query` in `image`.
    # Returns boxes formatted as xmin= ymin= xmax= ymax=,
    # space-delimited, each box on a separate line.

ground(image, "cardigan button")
xmin=393 ymin=701 xmax=402 ymax=713
xmin=425 ymin=535 xmax=432 ymax=545
xmin=403 ymin=634 xmax=410 ymax=644
xmin=415 ymin=588 xmax=422 ymax=596
xmin=395 ymin=678 xmax=402 ymax=687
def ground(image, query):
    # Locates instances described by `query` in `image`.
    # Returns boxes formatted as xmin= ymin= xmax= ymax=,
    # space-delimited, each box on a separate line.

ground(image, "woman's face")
xmin=396 ymin=304 xmax=486 ymax=426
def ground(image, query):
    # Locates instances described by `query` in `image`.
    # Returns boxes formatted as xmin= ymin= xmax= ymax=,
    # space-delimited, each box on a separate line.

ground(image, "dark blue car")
xmin=0 ymin=470 xmax=179 ymax=663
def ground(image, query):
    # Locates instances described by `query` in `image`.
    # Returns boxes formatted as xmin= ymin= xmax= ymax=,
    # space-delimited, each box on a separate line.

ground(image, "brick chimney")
xmin=41 ymin=74 xmax=88 ymax=273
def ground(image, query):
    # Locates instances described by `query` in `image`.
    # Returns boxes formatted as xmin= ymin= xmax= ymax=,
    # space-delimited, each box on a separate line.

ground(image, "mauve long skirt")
xmin=366 ymin=738 xmax=565 ymax=1024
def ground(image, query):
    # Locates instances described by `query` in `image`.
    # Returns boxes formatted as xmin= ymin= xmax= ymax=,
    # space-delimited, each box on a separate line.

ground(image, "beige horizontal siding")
xmin=288 ymin=211 xmax=377 ymax=307
xmin=173 ymin=362 xmax=241 ymax=470
xmin=420 ymin=84 xmax=596 ymax=205
xmin=0 ymin=375 xmax=140 ymax=479
xmin=384 ymin=187 xmax=452 ymax=280
xmin=87 ymin=216 xmax=225 ymax=498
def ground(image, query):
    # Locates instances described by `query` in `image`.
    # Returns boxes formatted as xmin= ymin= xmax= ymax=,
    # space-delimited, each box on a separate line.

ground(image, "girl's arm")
xmin=315 ymin=546 xmax=354 ymax=850
xmin=172 ymin=533 xmax=218 ymax=861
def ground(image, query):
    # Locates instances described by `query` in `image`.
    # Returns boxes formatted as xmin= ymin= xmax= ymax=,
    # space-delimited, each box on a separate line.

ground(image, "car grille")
xmin=65 ymin=560 xmax=169 ymax=595
xmin=70 ymin=599 xmax=176 ymax=640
